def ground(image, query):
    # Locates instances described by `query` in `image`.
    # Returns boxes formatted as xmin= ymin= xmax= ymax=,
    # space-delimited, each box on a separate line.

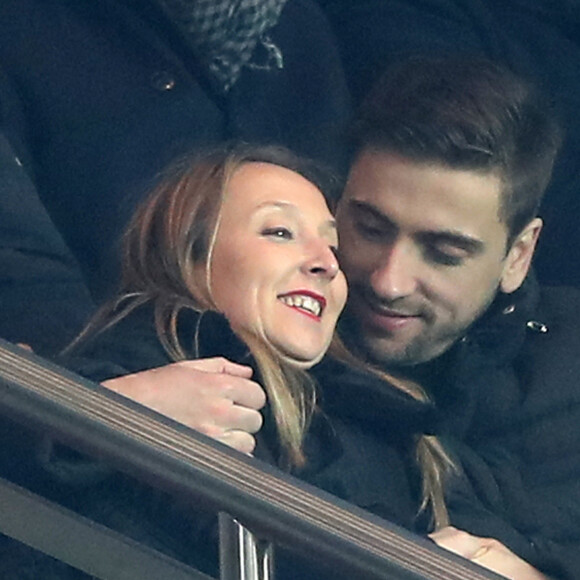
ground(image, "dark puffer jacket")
xmin=393 ymin=276 xmax=580 ymax=579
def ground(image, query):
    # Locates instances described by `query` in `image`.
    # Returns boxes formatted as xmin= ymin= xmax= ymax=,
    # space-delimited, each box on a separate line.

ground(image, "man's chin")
xmin=363 ymin=335 xmax=439 ymax=368
xmin=363 ymin=337 xmax=411 ymax=366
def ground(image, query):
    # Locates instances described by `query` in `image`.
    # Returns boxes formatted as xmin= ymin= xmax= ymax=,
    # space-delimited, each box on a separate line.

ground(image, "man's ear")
xmin=500 ymin=217 xmax=543 ymax=293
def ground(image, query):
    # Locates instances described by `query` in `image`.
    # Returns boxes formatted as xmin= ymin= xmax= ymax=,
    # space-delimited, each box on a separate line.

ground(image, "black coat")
xmin=0 ymin=0 xmax=350 ymax=352
xmin=0 ymin=129 xmax=94 ymax=354
xmin=63 ymin=307 xmax=429 ymax=524
xmin=0 ymin=307 xmax=434 ymax=579
xmin=385 ymin=277 xmax=580 ymax=579
xmin=5 ymin=283 xmax=577 ymax=578
xmin=48 ymin=288 xmax=580 ymax=579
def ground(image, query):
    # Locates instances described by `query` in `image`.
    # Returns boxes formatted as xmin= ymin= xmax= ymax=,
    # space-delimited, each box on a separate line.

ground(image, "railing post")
xmin=219 ymin=512 xmax=275 ymax=580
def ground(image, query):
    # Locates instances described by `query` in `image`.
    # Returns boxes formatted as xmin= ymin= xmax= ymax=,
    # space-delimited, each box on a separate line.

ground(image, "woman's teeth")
xmin=279 ymin=294 xmax=322 ymax=317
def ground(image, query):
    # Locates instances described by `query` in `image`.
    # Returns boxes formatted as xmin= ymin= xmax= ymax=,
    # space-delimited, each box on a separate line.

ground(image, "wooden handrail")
xmin=0 ymin=339 xmax=502 ymax=580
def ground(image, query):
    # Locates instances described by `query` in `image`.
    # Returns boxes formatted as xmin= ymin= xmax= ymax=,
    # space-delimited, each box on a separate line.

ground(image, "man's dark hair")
xmin=351 ymin=57 xmax=562 ymax=243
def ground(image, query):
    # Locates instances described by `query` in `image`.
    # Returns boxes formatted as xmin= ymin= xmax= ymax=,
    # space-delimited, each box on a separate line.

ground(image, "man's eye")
xmin=425 ymin=246 xmax=465 ymax=267
xmin=354 ymin=220 xmax=387 ymax=241
xmin=262 ymin=227 xmax=294 ymax=240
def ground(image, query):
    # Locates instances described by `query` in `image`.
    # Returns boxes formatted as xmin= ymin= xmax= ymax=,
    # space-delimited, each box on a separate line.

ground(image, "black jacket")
xmin=0 ymin=130 xmax=94 ymax=354
xmin=62 ymin=307 xmax=429 ymax=526
xmin=388 ymin=277 xmax=580 ymax=579
xmin=51 ymin=287 xmax=580 ymax=578
xmin=5 ymin=282 xmax=577 ymax=578
xmin=0 ymin=306 xmax=436 ymax=579
xmin=0 ymin=0 xmax=350 ymax=352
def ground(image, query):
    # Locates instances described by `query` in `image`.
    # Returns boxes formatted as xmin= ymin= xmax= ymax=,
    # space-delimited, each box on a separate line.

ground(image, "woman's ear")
xmin=500 ymin=217 xmax=542 ymax=293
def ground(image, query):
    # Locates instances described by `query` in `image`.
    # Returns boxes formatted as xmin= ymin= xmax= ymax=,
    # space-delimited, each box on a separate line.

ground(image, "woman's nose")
xmin=302 ymin=241 xmax=341 ymax=280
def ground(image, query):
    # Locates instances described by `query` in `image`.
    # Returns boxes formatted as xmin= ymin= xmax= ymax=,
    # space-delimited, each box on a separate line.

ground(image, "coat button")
xmin=526 ymin=320 xmax=549 ymax=333
xmin=502 ymin=304 xmax=516 ymax=315
xmin=150 ymin=71 xmax=176 ymax=91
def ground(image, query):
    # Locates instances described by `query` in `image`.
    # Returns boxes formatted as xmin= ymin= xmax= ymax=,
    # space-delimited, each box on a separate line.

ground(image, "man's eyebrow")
xmin=348 ymin=200 xmax=396 ymax=227
xmin=419 ymin=231 xmax=485 ymax=254
xmin=348 ymin=200 xmax=485 ymax=253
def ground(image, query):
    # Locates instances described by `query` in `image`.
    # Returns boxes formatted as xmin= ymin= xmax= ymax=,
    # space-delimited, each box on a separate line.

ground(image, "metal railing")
xmin=0 ymin=339 xmax=502 ymax=580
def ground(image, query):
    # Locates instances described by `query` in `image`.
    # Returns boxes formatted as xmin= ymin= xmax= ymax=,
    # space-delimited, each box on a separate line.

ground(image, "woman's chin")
xmin=274 ymin=342 xmax=328 ymax=368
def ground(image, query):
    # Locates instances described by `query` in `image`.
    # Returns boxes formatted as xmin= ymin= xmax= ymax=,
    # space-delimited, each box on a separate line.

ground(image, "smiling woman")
xmin=57 ymin=144 xmax=457 ymax=580
xmin=66 ymin=144 xmax=346 ymax=468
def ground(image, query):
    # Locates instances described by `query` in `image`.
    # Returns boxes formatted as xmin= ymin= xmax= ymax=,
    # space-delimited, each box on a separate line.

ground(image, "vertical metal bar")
xmin=219 ymin=512 xmax=275 ymax=580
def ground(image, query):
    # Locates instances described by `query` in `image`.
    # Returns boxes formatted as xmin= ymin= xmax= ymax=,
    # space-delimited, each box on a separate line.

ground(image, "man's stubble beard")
xmin=347 ymin=284 xmax=501 ymax=370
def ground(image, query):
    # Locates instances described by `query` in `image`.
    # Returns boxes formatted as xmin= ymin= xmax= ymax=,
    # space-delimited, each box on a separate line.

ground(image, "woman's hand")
xmin=103 ymin=357 xmax=266 ymax=454
xmin=430 ymin=526 xmax=549 ymax=580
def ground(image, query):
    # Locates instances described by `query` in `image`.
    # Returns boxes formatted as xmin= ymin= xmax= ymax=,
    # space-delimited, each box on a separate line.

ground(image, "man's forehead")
xmin=340 ymin=149 xmax=509 ymax=242
xmin=344 ymin=150 xmax=502 ymax=210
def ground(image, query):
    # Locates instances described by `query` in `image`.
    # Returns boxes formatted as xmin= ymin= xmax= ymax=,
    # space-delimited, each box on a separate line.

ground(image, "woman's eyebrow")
xmin=254 ymin=200 xmax=295 ymax=211
xmin=254 ymin=201 xmax=337 ymax=239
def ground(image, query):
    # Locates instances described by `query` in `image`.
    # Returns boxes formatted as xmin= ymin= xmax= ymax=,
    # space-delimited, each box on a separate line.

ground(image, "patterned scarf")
xmin=157 ymin=0 xmax=288 ymax=93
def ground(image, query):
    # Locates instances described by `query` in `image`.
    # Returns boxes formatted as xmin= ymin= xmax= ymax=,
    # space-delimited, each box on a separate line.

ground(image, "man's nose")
xmin=369 ymin=241 xmax=418 ymax=299
xmin=302 ymin=240 xmax=341 ymax=280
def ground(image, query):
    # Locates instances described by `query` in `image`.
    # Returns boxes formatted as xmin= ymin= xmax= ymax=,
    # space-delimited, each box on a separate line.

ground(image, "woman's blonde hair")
xmin=73 ymin=143 xmax=454 ymax=527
